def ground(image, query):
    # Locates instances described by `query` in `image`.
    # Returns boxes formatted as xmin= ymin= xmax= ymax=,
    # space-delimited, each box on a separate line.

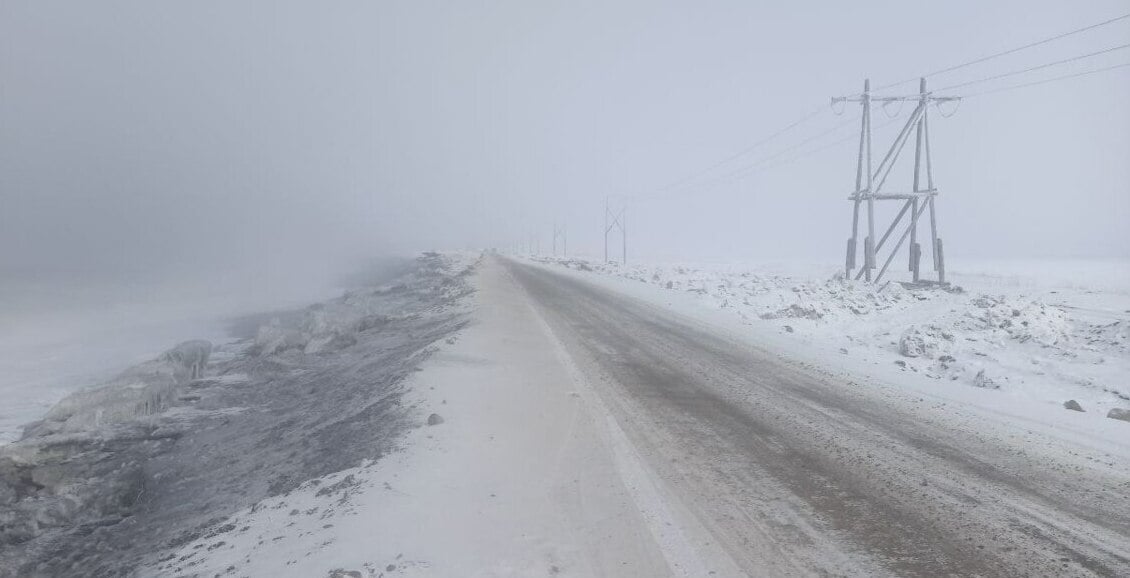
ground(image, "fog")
xmin=2 ymin=0 xmax=1128 ymax=305
xmin=4 ymin=2 xmax=1130 ymax=569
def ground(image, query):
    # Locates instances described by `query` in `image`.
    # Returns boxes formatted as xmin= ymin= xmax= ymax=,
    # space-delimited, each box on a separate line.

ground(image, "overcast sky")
xmin=2 ymin=1 xmax=1128 ymax=290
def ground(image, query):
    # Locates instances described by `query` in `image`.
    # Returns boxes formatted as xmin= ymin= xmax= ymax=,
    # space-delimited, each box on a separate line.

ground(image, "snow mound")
xmin=760 ymin=303 xmax=825 ymax=320
xmin=251 ymin=251 xmax=479 ymax=360
xmin=963 ymin=295 xmax=1071 ymax=347
xmin=546 ymin=258 xmax=940 ymax=323
xmin=898 ymin=325 xmax=956 ymax=359
xmin=1078 ymin=320 xmax=1129 ymax=353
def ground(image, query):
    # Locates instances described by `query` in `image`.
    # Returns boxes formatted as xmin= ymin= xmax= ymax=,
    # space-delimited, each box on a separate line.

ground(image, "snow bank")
xmin=532 ymin=256 xmax=1130 ymax=420
xmin=248 ymin=251 xmax=476 ymax=359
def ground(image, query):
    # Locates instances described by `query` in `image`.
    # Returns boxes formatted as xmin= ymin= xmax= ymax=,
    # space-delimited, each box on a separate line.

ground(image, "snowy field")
xmin=529 ymin=255 xmax=1130 ymax=424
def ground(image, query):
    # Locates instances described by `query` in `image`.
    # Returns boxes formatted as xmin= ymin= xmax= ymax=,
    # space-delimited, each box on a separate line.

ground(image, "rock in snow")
xmin=973 ymin=369 xmax=998 ymax=389
xmin=1064 ymin=400 xmax=1085 ymax=412
xmin=427 ymin=413 xmax=445 ymax=426
xmin=1107 ymin=408 xmax=1130 ymax=422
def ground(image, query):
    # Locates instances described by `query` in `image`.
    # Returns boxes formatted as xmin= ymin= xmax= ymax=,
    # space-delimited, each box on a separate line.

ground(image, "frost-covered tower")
xmin=834 ymin=78 xmax=958 ymax=285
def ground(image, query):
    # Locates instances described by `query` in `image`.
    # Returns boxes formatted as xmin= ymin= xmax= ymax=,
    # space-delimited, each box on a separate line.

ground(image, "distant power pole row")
xmin=833 ymin=77 xmax=956 ymax=285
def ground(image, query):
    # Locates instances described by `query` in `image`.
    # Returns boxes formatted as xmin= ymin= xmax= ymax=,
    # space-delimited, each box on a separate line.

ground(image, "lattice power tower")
xmin=834 ymin=78 xmax=959 ymax=285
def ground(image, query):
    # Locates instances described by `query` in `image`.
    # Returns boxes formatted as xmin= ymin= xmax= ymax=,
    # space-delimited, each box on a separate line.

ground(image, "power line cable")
xmin=963 ymin=60 xmax=1130 ymax=98
xmin=727 ymin=115 xmax=863 ymax=176
xmin=643 ymin=114 xmax=862 ymax=202
xmin=617 ymin=13 xmax=1130 ymax=210
xmin=668 ymin=115 xmax=905 ymax=202
xmin=615 ymin=18 xmax=1130 ymax=210
xmin=642 ymin=113 xmax=903 ymax=203
xmin=876 ymin=12 xmax=1130 ymax=90
xmin=620 ymin=112 xmax=907 ymax=209
xmin=735 ymin=114 xmax=907 ymax=180
xmin=933 ymin=42 xmax=1130 ymax=92
xmin=632 ymin=105 xmax=827 ymax=199
xmin=757 ymin=114 xmax=906 ymax=173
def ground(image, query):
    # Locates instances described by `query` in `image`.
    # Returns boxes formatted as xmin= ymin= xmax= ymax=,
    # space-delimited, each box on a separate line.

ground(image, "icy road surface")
xmin=504 ymin=257 xmax=1130 ymax=577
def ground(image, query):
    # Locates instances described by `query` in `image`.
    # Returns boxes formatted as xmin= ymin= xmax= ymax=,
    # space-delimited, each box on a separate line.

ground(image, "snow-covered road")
xmin=506 ymin=257 xmax=1130 ymax=577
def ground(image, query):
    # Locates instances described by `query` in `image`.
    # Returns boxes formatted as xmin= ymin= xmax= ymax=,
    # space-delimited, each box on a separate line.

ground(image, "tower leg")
xmin=936 ymin=238 xmax=946 ymax=284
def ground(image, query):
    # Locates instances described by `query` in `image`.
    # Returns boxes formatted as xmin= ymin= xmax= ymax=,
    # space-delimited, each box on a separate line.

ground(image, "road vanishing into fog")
xmin=503 ymin=258 xmax=1130 ymax=577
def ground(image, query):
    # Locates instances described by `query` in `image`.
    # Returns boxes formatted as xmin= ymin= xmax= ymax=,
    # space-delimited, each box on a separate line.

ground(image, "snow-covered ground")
xmin=0 ymin=253 xmax=478 ymax=576
xmin=529 ymin=255 xmax=1130 ymax=425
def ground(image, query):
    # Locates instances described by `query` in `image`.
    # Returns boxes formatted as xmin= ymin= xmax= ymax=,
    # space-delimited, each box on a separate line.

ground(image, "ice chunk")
xmin=254 ymin=323 xmax=307 ymax=356
xmin=26 ymin=340 xmax=211 ymax=436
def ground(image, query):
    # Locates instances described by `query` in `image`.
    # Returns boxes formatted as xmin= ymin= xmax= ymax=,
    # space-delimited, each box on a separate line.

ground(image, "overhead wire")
xmin=722 ymin=113 xmax=908 ymax=186
xmin=875 ymin=12 xmax=1130 ymax=91
xmin=963 ymin=60 xmax=1130 ymax=98
xmin=640 ymin=113 xmax=863 ymax=202
xmin=932 ymin=42 xmax=1130 ymax=92
xmin=613 ymin=13 xmax=1130 ymax=209
xmin=721 ymin=115 xmax=864 ymax=178
xmin=629 ymin=105 xmax=827 ymax=201
xmin=755 ymin=114 xmax=906 ymax=174
xmin=640 ymin=112 xmax=915 ymax=203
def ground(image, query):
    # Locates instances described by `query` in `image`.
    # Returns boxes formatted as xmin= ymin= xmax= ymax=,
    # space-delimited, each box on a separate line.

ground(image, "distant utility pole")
xmin=834 ymin=77 xmax=958 ymax=285
xmin=604 ymin=197 xmax=626 ymax=264
xmin=527 ymin=232 xmax=539 ymax=256
xmin=552 ymin=221 xmax=567 ymax=257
